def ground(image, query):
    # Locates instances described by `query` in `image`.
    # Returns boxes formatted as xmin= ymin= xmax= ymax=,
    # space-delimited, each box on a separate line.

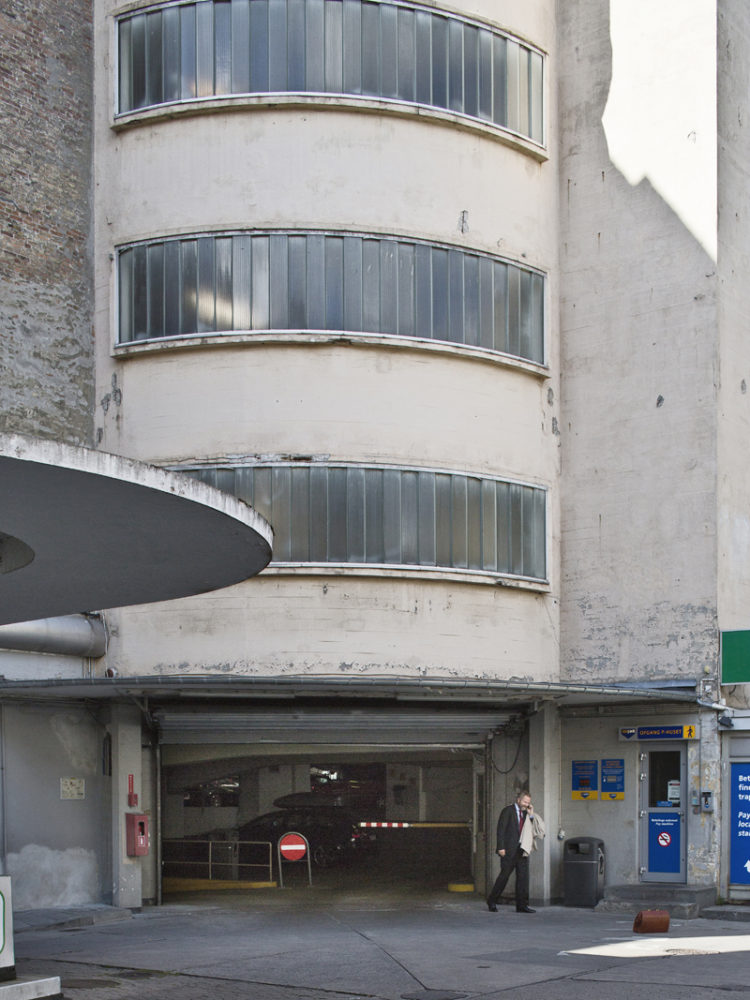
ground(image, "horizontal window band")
xmin=178 ymin=462 xmax=548 ymax=581
xmin=117 ymin=0 xmax=544 ymax=145
xmin=118 ymin=231 xmax=546 ymax=365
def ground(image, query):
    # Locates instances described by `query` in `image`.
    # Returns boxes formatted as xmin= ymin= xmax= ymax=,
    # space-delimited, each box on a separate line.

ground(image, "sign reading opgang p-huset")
xmin=730 ymin=762 xmax=750 ymax=885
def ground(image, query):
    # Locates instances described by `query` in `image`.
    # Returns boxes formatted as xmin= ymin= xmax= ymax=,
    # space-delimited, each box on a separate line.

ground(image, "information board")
xmin=730 ymin=762 xmax=750 ymax=885
xmin=572 ymin=759 xmax=598 ymax=800
xmin=648 ymin=812 xmax=681 ymax=874
xmin=600 ymin=758 xmax=624 ymax=800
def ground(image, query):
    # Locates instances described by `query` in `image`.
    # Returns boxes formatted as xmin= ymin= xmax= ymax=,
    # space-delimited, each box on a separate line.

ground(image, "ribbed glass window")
xmin=188 ymin=463 xmax=547 ymax=580
xmin=118 ymin=232 xmax=545 ymax=364
xmin=117 ymin=0 xmax=544 ymax=144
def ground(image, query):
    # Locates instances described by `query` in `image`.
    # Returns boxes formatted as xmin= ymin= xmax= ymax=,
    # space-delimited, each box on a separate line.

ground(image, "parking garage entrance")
xmin=155 ymin=704 xmax=513 ymax=895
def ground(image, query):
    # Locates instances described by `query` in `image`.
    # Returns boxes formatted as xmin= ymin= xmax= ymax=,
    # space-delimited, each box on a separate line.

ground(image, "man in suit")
xmin=486 ymin=790 xmax=536 ymax=913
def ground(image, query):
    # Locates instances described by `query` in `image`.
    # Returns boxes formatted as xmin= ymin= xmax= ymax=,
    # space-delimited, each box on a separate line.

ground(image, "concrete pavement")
xmin=11 ymin=885 xmax=750 ymax=1000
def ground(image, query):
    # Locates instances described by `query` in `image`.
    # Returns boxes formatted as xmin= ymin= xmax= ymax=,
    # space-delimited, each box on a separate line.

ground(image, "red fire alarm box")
xmin=125 ymin=813 xmax=149 ymax=856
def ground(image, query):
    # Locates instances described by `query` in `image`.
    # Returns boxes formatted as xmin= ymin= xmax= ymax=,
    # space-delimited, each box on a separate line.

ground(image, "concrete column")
xmin=110 ymin=704 xmax=144 ymax=908
xmin=529 ymin=704 xmax=562 ymax=905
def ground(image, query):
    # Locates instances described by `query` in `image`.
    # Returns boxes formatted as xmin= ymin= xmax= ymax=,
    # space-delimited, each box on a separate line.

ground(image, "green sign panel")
xmin=722 ymin=631 xmax=750 ymax=684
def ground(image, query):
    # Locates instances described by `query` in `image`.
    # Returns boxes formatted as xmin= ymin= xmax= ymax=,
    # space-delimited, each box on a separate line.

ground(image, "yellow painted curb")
xmin=163 ymin=878 xmax=277 ymax=892
xmin=447 ymin=882 xmax=475 ymax=892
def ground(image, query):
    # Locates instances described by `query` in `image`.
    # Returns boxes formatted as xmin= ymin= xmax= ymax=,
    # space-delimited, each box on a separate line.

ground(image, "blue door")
xmin=639 ymin=744 xmax=686 ymax=882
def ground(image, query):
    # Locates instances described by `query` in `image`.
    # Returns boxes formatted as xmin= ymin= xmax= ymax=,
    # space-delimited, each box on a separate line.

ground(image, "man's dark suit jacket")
xmin=495 ymin=803 xmax=525 ymax=854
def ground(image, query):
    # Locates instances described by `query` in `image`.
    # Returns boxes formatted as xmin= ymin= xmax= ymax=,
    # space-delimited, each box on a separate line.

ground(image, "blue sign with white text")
xmin=648 ymin=812 xmax=681 ymax=873
xmin=730 ymin=762 xmax=750 ymax=885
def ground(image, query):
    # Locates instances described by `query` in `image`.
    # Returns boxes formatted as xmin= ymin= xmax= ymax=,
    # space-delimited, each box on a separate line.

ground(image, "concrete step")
xmin=701 ymin=905 xmax=750 ymax=922
xmin=595 ymin=883 xmax=717 ymax=920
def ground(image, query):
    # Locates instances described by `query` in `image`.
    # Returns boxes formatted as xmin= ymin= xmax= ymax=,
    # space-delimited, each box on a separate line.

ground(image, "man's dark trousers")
xmin=487 ymin=846 xmax=529 ymax=909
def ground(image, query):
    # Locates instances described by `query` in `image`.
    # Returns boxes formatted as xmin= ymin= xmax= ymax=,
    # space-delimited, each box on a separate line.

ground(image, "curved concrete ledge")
xmin=0 ymin=435 xmax=273 ymax=626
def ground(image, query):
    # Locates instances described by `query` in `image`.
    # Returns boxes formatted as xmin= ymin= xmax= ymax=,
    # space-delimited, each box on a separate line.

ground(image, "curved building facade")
xmin=94 ymin=0 xmax=559 ymax=682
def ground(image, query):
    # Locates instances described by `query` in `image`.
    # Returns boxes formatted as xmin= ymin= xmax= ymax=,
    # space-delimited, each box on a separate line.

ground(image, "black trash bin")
xmin=563 ymin=837 xmax=605 ymax=907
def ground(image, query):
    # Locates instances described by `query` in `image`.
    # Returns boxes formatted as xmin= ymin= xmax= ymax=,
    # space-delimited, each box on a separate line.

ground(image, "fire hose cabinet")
xmin=563 ymin=837 xmax=605 ymax=906
xmin=125 ymin=813 xmax=149 ymax=856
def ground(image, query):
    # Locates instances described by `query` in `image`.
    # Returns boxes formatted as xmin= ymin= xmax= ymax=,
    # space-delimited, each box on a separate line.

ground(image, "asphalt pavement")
xmin=11 ymin=882 xmax=750 ymax=1000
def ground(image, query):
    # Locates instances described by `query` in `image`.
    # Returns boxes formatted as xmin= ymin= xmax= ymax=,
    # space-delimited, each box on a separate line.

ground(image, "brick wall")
xmin=0 ymin=0 xmax=94 ymax=445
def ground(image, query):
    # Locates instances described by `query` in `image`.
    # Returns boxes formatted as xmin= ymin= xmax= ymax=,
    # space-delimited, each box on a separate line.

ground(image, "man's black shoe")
xmin=487 ymin=901 xmax=498 ymax=912
xmin=516 ymin=906 xmax=536 ymax=913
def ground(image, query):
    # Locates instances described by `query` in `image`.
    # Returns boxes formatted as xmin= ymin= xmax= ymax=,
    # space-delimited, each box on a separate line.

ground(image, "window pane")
xmin=400 ymin=470 xmax=418 ymax=563
xmin=361 ymin=1 xmax=380 ymax=96
xmin=196 ymin=1 xmax=215 ymax=97
xmin=180 ymin=4 xmax=197 ymax=98
xmin=287 ymin=0 xmax=306 ymax=90
xmin=397 ymin=7 xmax=415 ymax=102
xmin=448 ymin=18 xmax=462 ymax=113
xmin=431 ymin=14 xmax=448 ymax=109
xmin=383 ymin=469 xmax=402 ymax=563
xmin=119 ymin=17 xmax=133 ymax=112
xmin=306 ymin=234 xmax=326 ymax=329
xmin=164 ymin=241 xmax=181 ymax=335
xmin=342 ymin=0 xmax=362 ymax=93
xmin=309 ymin=466 xmax=328 ymax=560
xmin=132 ymin=244 xmax=148 ymax=340
xmin=288 ymin=235 xmax=307 ymax=328
xmin=530 ymin=271 xmax=544 ymax=363
xmin=478 ymin=28 xmax=492 ymax=121
xmin=464 ymin=253 xmax=479 ymax=347
xmin=417 ymin=471 xmax=436 ymax=565
xmin=269 ymin=234 xmax=289 ymax=327
xmin=197 ymin=237 xmax=216 ymax=332
xmin=506 ymin=39 xmax=519 ymax=133
xmin=180 ymin=239 xmax=198 ymax=333
xmin=415 ymin=10 xmax=431 ymax=104
xmin=362 ymin=239 xmax=380 ymax=331
xmin=290 ymin=467 xmax=311 ymax=560
xmin=163 ymin=7 xmax=181 ymax=102
xmin=347 ymin=466 xmax=366 ymax=562
xmin=493 ymin=261 xmax=508 ymax=353
xmin=215 ymin=236 xmax=233 ymax=331
xmin=415 ymin=243 xmax=432 ymax=339
xmin=214 ymin=1 xmax=232 ymax=95
xmin=249 ymin=0 xmax=269 ymax=90
xmin=397 ymin=242 xmax=415 ymax=338
xmin=530 ymin=49 xmax=543 ymax=143
xmin=380 ymin=241 xmax=398 ymax=335
xmin=253 ymin=467 xmax=273 ymax=522
xmin=119 ymin=249 xmax=133 ymax=342
xmin=268 ymin=0 xmax=287 ymax=90
xmin=451 ymin=475 xmax=468 ymax=568
xmin=365 ymin=468 xmax=384 ymax=562
xmin=481 ymin=479 xmax=497 ymax=570
xmin=232 ymin=235 xmax=252 ymax=330
xmin=147 ymin=243 xmax=164 ymax=338
xmin=325 ymin=0 xmax=343 ymax=93
xmin=328 ymin=468 xmax=348 ymax=561
xmin=231 ymin=0 xmax=251 ymax=93
xmin=478 ymin=257 xmax=494 ymax=350
xmin=467 ymin=476 xmax=481 ymax=569
xmin=492 ymin=33 xmax=506 ymax=126
xmin=463 ymin=24 xmax=478 ymax=118
xmin=131 ymin=15 xmax=147 ymax=109
xmin=251 ymin=235 xmax=270 ymax=329
xmin=380 ymin=1 xmax=398 ymax=99
xmin=146 ymin=12 xmax=163 ymax=107
xmin=509 ymin=483 xmax=523 ymax=576
xmin=324 ymin=236 xmax=344 ymax=330
xmin=507 ymin=265 xmax=520 ymax=357
xmin=431 ymin=248 xmax=448 ymax=341
xmin=272 ymin=467 xmax=292 ymax=560
xmin=448 ymin=249 xmax=464 ymax=343
xmin=496 ymin=481 xmax=510 ymax=573
xmin=435 ymin=473 xmax=451 ymax=566
xmin=343 ymin=236 xmax=363 ymax=331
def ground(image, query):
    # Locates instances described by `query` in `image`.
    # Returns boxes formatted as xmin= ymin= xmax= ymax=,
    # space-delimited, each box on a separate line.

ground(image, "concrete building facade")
xmin=2 ymin=0 xmax=750 ymax=911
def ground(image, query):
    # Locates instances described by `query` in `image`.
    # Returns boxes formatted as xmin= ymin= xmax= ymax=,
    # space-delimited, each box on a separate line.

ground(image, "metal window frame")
xmin=115 ymin=229 xmax=547 ymax=365
xmin=113 ymin=0 xmax=546 ymax=146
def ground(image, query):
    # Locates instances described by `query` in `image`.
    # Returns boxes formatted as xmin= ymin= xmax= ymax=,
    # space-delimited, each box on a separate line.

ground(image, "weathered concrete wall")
xmin=3 ymin=703 xmax=109 ymax=908
xmin=558 ymin=1 xmax=719 ymax=685
xmin=716 ymin=1 xmax=750 ymax=711
xmin=104 ymin=576 xmax=557 ymax=682
xmin=0 ymin=0 xmax=94 ymax=445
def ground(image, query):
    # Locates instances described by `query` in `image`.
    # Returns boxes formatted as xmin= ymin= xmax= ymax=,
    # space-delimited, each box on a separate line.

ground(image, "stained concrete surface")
xmin=11 ymin=886 xmax=750 ymax=1000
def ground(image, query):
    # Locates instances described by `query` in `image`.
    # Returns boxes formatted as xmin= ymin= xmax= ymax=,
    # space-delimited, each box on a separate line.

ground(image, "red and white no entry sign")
xmin=278 ymin=832 xmax=307 ymax=860
xmin=657 ymin=831 xmax=672 ymax=847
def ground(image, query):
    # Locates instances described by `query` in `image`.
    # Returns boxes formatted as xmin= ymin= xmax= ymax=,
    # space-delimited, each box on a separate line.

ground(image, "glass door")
xmin=639 ymin=744 xmax=686 ymax=882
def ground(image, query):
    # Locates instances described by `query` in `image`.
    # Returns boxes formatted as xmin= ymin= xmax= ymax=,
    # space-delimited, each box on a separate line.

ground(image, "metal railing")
xmin=162 ymin=839 xmax=273 ymax=882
